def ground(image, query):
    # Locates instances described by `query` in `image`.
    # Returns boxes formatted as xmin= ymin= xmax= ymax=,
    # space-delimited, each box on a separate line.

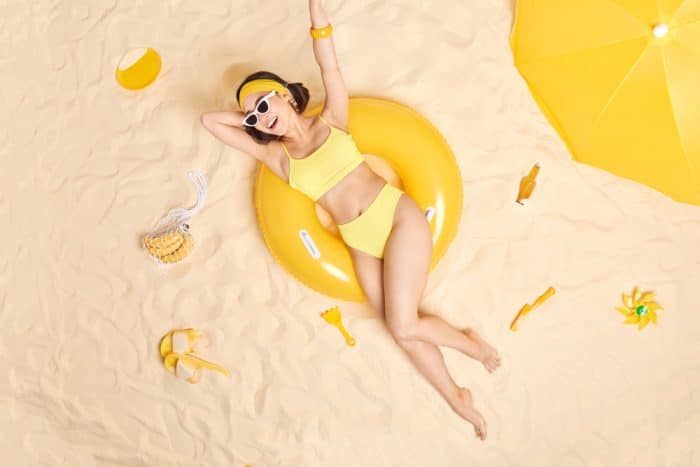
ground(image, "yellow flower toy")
xmin=616 ymin=287 xmax=663 ymax=331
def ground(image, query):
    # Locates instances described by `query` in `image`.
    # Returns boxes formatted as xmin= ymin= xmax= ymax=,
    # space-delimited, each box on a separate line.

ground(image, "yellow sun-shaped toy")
xmin=616 ymin=287 xmax=662 ymax=330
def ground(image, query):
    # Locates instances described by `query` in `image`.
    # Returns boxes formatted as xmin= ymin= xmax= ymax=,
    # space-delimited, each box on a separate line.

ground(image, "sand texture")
xmin=1 ymin=1 xmax=699 ymax=466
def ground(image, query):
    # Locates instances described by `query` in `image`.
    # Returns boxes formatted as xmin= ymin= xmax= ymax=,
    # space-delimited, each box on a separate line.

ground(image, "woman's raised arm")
xmin=309 ymin=0 xmax=348 ymax=129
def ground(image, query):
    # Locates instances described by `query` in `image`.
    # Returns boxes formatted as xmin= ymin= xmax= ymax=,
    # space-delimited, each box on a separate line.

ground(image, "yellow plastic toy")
xmin=159 ymin=328 xmax=229 ymax=384
xmin=321 ymin=306 xmax=355 ymax=346
xmin=511 ymin=1 xmax=700 ymax=205
xmin=510 ymin=287 xmax=556 ymax=331
xmin=516 ymin=163 xmax=540 ymax=205
xmin=616 ymin=287 xmax=663 ymax=331
xmin=255 ymin=98 xmax=463 ymax=301
xmin=116 ymin=47 xmax=161 ymax=90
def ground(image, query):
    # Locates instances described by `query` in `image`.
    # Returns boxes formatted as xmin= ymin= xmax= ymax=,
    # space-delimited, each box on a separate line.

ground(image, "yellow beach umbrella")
xmin=511 ymin=0 xmax=700 ymax=205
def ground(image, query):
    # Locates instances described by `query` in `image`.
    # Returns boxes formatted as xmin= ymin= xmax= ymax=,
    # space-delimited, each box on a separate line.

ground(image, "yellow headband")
xmin=238 ymin=79 xmax=289 ymax=109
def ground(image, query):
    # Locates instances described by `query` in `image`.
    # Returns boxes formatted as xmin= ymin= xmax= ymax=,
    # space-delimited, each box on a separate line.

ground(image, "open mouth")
xmin=266 ymin=116 xmax=278 ymax=130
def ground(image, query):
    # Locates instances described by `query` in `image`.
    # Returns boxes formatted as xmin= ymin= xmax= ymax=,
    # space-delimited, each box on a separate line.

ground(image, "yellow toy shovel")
xmin=321 ymin=306 xmax=355 ymax=346
xmin=510 ymin=287 xmax=556 ymax=331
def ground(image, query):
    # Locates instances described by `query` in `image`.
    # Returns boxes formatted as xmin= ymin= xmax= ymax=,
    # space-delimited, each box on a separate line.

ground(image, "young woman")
xmin=201 ymin=0 xmax=500 ymax=440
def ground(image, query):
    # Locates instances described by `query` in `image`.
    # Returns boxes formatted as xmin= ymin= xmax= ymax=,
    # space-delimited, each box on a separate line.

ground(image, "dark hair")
xmin=236 ymin=71 xmax=310 ymax=144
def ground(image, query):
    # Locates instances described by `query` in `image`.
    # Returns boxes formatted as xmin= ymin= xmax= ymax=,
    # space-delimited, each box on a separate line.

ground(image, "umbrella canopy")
xmin=511 ymin=0 xmax=700 ymax=205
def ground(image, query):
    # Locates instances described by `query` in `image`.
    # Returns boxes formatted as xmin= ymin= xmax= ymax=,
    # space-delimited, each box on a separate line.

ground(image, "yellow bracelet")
xmin=310 ymin=24 xmax=333 ymax=39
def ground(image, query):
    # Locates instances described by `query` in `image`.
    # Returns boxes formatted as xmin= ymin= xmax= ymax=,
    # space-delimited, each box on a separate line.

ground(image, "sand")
xmin=2 ymin=1 xmax=699 ymax=466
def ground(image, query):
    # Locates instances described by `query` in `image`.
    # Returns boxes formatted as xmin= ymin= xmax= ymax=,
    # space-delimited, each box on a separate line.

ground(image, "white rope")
xmin=148 ymin=171 xmax=208 ymax=236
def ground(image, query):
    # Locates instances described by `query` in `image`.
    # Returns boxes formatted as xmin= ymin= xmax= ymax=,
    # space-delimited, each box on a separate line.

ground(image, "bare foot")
xmin=450 ymin=387 xmax=488 ymax=440
xmin=463 ymin=328 xmax=501 ymax=373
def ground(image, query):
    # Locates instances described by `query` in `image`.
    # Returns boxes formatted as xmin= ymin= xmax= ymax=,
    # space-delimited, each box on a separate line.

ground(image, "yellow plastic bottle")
xmin=516 ymin=163 xmax=540 ymax=205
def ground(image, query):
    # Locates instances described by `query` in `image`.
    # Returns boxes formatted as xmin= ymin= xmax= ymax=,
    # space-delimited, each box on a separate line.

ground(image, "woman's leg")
xmin=352 ymin=250 xmax=466 ymax=397
xmin=375 ymin=197 xmax=501 ymax=372
xmin=415 ymin=313 xmax=501 ymax=372
xmin=353 ymin=247 xmax=500 ymax=371
xmin=350 ymin=248 xmax=486 ymax=439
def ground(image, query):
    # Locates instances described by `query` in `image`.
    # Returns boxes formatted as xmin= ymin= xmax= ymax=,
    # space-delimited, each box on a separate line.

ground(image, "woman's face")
xmin=241 ymin=91 xmax=294 ymax=136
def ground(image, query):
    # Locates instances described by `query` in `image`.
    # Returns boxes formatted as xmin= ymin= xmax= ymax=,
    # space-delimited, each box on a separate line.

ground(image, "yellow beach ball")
xmin=116 ymin=47 xmax=161 ymax=90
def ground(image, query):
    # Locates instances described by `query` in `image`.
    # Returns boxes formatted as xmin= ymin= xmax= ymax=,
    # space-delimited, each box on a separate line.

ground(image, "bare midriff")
xmin=314 ymin=161 xmax=387 ymax=225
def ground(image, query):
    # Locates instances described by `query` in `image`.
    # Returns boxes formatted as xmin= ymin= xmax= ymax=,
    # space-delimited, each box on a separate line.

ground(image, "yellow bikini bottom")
xmin=337 ymin=184 xmax=403 ymax=258
xmin=255 ymin=98 xmax=463 ymax=302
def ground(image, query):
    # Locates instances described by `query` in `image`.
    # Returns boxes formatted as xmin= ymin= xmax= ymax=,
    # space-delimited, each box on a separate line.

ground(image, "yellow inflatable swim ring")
xmin=255 ymin=98 xmax=463 ymax=302
xmin=116 ymin=47 xmax=161 ymax=90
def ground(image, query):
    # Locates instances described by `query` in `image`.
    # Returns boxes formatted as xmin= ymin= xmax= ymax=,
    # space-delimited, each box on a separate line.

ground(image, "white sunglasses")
xmin=242 ymin=91 xmax=276 ymax=127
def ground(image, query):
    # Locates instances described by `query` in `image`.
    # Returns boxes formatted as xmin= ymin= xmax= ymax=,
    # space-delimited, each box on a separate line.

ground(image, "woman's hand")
xmin=308 ymin=0 xmax=348 ymax=129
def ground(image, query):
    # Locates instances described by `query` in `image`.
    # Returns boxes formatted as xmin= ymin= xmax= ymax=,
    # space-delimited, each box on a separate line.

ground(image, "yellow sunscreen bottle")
xmin=516 ymin=163 xmax=540 ymax=205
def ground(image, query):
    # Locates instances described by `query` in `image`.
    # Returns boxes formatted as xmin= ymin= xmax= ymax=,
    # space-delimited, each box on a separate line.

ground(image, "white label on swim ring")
xmin=299 ymin=230 xmax=321 ymax=259
xmin=425 ymin=207 xmax=435 ymax=223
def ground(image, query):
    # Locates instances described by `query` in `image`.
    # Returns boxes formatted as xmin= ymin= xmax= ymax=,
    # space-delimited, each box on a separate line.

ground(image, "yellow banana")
xmin=159 ymin=234 xmax=194 ymax=263
xmin=143 ymin=231 xmax=184 ymax=257
xmin=143 ymin=224 xmax=192 ymax=259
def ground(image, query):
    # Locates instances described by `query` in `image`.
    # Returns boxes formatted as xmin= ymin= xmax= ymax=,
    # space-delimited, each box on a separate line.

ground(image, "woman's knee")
xmin=386 ymin=315 xmax=417 ymax=342
xmin=391 ymin=331 xmax=421 ymax=351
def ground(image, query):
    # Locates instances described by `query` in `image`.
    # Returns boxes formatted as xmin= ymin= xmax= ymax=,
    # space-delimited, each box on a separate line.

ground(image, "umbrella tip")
xmin=652 ymin=23 xmax=669 ymax=38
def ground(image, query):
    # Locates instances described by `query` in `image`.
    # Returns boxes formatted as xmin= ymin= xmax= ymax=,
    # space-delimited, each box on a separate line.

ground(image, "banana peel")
xmin=163 ymin=353 xmax=230 ymax=384
xmin=158 ymin=328 xmax=228 ymax=384
xmin=159 ymin=328 xmax=208 ymax=357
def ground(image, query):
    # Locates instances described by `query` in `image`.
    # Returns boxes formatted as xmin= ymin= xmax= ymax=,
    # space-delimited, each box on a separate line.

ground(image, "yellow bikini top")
xmin=281 ymin=115 xmax=364 ymax=201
